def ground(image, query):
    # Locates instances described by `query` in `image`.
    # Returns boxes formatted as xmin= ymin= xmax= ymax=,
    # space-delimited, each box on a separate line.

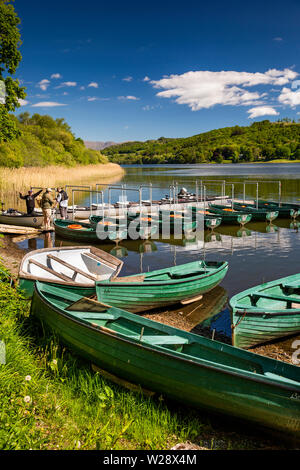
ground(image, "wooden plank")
xmin=181 ymin=294 xmax=203 ymax=305
xmin=91 ymin=364 xmax=155 ymax=397
xmin=28 ymin=258 xmax=72 ymax=282
xmin=47 ymin=254 xmax=96 ymax=281
xmin=110 ymin=274 xmax=145 ymax=283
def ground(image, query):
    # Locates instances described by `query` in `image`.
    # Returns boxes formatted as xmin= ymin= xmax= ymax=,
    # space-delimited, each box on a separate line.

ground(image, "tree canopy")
xmin=0 ymin=113 xmax=108 ymax=167
xmin=0 ymin=0 xmax=26 ymax=141
xmin=103 ymin=120 xmax=300 ymax=164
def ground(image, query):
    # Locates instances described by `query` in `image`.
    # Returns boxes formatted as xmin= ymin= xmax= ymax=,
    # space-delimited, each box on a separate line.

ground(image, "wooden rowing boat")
xmin=96 ymin=260 xmax=228 ymax=312
xmin=0 ymin=210 xmax=44 ymax=228
xmin=31 ymin=281 xmax=300 ymax=439
xmin=230 ymin=273 xmax=300 ymax=349
xmin=254 ymin=200 xmax=300 ymax=219
xmin=158 ymin=209 xmax=198 ymax=233
xmin=89 ymin=215 xmax=159 ymax=240
xmin=191 ymin=208 xmax=222 ymax=229
xmin=207 ymin=205 xmax=253 ymax=225
xmin=228 ymin=203 xmax=279 ymax=222
xmin=54 ymin=219 xmax=128 ymax=243
xmin=18 ymin=246 xmax=123 ymax=298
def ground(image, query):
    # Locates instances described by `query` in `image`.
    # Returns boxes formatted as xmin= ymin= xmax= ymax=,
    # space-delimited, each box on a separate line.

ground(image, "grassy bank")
xmin=0 ymin=263 xmax=289 ymax=450
xmin=0 ymin=162 xmax=124 ymax=210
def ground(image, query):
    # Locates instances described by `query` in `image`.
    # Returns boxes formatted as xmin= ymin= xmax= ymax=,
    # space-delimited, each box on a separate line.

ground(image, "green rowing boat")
xmin=89 ymin=214 xmax=158 ymax=240
xmin=31 ymin=281 xmax=300 ymax=439
xmin=255 ymin=200 xmax=300 ymax=219
xmin=158 ymin=209 xmax=198 ymax=233
xmin=191 ymin=208 xmax=222 ymax=229
xmin=96 ymin=260 xmax=228 ymax=312
xmin=54 ymin=219 xmax=128 ymax=243
xmin=230 ymin=273 xmax=300 ymax=349
xmin=207 ymin=205 xmax=252 ymax=225
xmin=229 ymin=203 xmax=279 ymax=222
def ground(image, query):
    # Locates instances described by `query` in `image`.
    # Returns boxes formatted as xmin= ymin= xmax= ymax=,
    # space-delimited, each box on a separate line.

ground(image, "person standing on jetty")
xmin=19 ymin=189 xmax=42 ymax=215
xmin=55 ymin=187 xmax=69 ymax=220
xmin=41 ymin=188 xmax=54 ymax=231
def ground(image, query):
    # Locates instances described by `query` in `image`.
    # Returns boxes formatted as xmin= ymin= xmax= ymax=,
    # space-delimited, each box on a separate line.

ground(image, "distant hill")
xmin=0 ymin=113 xmax=108 ymax=168
xmin=102 ymin=119 xmax=300 ymax=164
xmin=84 ymin=141 xmax=120 ymax=151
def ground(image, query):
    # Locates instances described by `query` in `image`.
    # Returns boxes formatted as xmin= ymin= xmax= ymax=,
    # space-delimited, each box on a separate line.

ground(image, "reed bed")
xmin=0 ymin=163 xmax=124 ymax=209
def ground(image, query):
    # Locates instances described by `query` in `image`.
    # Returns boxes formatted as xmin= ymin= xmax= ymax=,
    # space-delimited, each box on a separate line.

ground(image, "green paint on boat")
xmin=54 ymin=219 xmax=128 ymax=243
xmin=207 ymin=205 xmax=253 ymax=225
xmin=89 ymin=215 xmax=158 ymax=240
xmin=230 ymin=273 xmax=300 ymax=349
xmin=96 ymin=260 xmax=228 ymax=312
xmin=229 ymin=203 xmax=279 ymax=222
xmin=31 ymin=281 xmax=300 ymax=440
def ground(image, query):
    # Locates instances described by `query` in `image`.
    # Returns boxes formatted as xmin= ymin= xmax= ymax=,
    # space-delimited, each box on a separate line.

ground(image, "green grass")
xmin=0 ymin=266 xmax=290 ymax=450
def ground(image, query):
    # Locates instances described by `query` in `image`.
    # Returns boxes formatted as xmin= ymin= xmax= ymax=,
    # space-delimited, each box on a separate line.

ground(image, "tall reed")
xmin=0 ymin=163 xmax=124 ymax=209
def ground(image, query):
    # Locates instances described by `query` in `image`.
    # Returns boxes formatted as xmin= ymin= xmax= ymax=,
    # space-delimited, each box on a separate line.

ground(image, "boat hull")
xmin=54 ymin=219 xmax=127 ymax=243
xmin=230 ymin=273 xmax=300 ymax=348
xmin=96 ymin=261 xmax=228 ymax=312
xmin=0 ymin=212 xmax=43 ymax=228
xmin=31 ymin=283 xmax=300 ymax=440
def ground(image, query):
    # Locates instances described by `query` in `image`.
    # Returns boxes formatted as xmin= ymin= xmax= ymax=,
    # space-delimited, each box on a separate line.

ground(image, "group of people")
xmin=19 ymin=187 xmax=69 ymax=230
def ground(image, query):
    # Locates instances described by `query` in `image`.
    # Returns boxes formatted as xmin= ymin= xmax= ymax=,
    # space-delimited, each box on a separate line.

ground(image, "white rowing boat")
xmin=18 ymin=246 xmax=123 ymax=298
xmin=0 ymin=210 xmax=44 ymax=228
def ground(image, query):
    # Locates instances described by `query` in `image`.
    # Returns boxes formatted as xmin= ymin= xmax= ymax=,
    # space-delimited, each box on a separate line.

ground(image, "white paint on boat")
xmin=19 ymin=246 xmax=123 ymax=287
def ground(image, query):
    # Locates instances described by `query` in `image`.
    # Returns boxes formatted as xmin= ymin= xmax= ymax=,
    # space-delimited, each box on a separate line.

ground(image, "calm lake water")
xmin=10 ymin=163 xmax=300 ymax=343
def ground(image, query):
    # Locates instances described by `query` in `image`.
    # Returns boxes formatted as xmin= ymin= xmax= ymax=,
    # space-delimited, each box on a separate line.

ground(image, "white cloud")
xmin=51 ymin=73 xmax=62 ymax=79
xmin=247 ymin=106 xmax=279 ymax=119
xmin=273 ymin=37 xmax=283 ymax=42
xmin=37 ymin=79 xmax=50 ymax=91
xmin=31 ymin=101 xmax=67 ymax=107
xmin=56 ymin=81 xmax=77 ymax=89
xmin=87 ymin=97 xmax=98 ymax=101
xmin=278 ymin=87 xmax=300 ymax=107
xmin=122 ymin=76 xmax=133 ymax=82
xmin=118 ymin=95 xmax=140 ymax=101
xmin=18 ymin=99 xmax=29 ymax=106
xmin=88 ymin=82 xmax=99 ymax=88
xmin=143 ymin=76 xmax=150 ymax=82
xmin=149 ymin=69 xmax=298 ymax=111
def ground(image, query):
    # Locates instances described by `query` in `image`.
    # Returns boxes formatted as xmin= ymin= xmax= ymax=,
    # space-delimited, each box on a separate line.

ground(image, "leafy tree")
xmin=0 ymin=0 xmax=26 ymax=141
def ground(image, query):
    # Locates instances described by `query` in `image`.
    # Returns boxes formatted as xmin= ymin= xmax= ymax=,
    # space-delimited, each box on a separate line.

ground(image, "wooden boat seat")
xmin=71 ymin=312 xmax=116 ymax=321
xmin=143 ymin=335 xmax=189 ymax=345
xmin=111 ymin=275 xmax=145 ymax=283
xmin=47 ymin=254 xmax=97 ymax=281
xmin=251 ymin=292 xmax=300 ymax=304
xmin=29 ymin=259 xmax=72 ymax=282
xmin=281 ymin=282 xmax=300 ymax=290
xmin=168 ymin=270 xmax=207 ymax=279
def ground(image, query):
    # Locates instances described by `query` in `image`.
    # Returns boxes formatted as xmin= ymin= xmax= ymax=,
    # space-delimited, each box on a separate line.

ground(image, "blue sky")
xmin=14 ymin=0 xmax=300 ymax=142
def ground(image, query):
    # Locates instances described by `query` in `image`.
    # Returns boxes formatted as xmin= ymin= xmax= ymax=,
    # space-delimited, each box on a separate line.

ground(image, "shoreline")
xmin=0 ymin=162 xmax=125 ymax=210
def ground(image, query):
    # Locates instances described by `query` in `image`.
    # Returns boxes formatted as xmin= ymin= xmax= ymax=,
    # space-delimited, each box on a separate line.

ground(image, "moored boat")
xmin=89 ymin=214 xmax=159 ymax=240
xmin=31 ymin=280 xmax=300 ymax=439
xmin=54 ymin=219 xmax=128 ymax=244
xmin=207 ymin=205 xmax=252 ymax=225
xmin=18 ymin=246 xmax=123 ymax=298
xmin=191 ymin=208 xmax=222 ymax=229
xmin=230 ymin=273 xmax=300 ymax=349
xmin=255 ymin=200 xmax=300 ymax=219
xmin=0 ymin=209 xmax=44 ymax=228
xmin=96 ymin=260 xmax=228 ymax=312
xmin=228 ymin=203 xmax=279 ymax=222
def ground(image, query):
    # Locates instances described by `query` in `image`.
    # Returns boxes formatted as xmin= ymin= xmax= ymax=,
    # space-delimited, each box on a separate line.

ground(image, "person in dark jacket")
xmin=19 ymin=189 xmax=42 ymax=215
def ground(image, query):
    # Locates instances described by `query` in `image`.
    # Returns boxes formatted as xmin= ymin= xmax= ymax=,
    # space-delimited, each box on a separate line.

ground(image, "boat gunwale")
xmin=97 ymin=261 xmax=229 ymax=287
xmin=19 ymin=245 xmax=124 ymax=284
xmin=230 ymin=274 xmax=300 ymax=312
xmin=33 ymin=282 xmax=300 ymax=394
